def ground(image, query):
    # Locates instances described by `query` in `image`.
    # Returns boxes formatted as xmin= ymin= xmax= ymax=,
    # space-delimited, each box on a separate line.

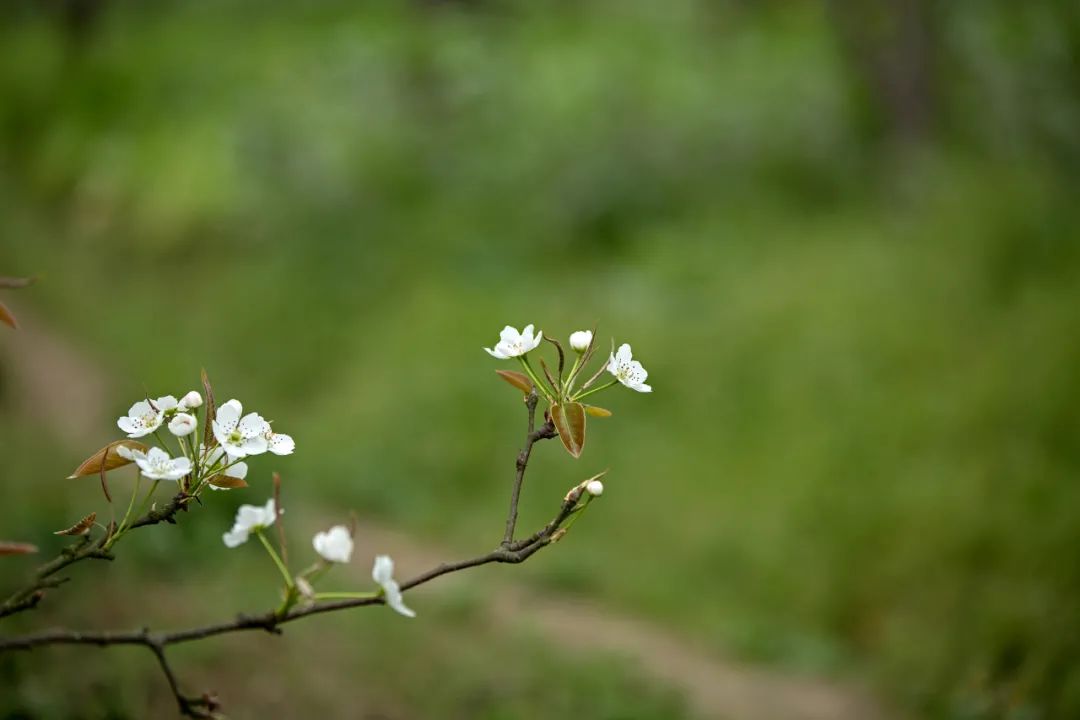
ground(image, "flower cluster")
xmin=483 ymin=323 xmax=653 ymax=399
xmin=115 ymin=390 xmax=294 ymax=493
xmin=484 ymin=324 xmax=653 ymax=457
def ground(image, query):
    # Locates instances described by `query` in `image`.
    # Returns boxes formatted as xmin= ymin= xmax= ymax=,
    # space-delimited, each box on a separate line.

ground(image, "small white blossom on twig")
xmin=168 ymin=413 xmax=197 ymax=437
xmin=312 ymin=526 xmax=353 ymax=563
xmin=178 ymin=391 xmax=203 ymax=411
xmin=607 ymin=343 xmax=652 ymax=393
xmin=586 ymin=479 xmax=604 ymax=496
xmin=222 ymin=499 xmax=277 ymax=548
xmin=212 ymin=399 xmax=271 ymax=458
xmin=484 ymin=324 xmax=543 ymax=359
xmin=372 ymin=555 xmax=415 ymax=618
xmin=116 ymin=396 xmax=176 ymax=438
xmin=122 ymin=447 xmax=192 ymax=482
xmin=569 ymin=330 xmax=593 ymax=353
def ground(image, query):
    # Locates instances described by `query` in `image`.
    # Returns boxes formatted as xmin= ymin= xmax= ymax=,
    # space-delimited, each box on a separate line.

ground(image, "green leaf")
xmin=67 ymin=440 xmax=149 ymax=479
xmin=496 ymin=369 xmax=533 ymax=395
xmin=550 ymin=402 xmax=587 ymax=458
xmin=584 ymin=405 xmax=612 ymax=418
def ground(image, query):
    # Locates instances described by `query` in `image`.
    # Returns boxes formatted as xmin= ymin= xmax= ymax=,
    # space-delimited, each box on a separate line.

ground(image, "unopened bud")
xmin=586 ymin=479 xmax=604 ymax=497
xmin=168 ymin=412 xmax=198 ymax=437
xmin=569 ymin=330 xmax=593 ymax=353
xmin=179 ymin=390 xmax=203 ymax=411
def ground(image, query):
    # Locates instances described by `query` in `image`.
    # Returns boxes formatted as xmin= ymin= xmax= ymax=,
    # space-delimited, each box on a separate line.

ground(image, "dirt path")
xmin=2 ymin=312 xmax=897 ymax=720
xmin=347 ymin=521 xmax=893 ymax=720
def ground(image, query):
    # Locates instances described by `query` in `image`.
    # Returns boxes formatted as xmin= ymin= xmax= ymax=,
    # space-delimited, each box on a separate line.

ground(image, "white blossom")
xmin=178 ymin=391 xmax=203 ymax=411
xmin=168 ymin=412 xmax=197 ymax=437
xmin=372 ymin=555 xmax=415 ymax=618
xmin=484 ymin=324 xmax=543 ymax=359
xmin=116 ymin=396 xmax=173 ymax=438
xmin=212 ymin=399 xmax=270 ymax=458
xmin=586 ymin=479 xmax=605 ymax=497
xmin=607 ymin=344 xmax=652 ymax=393
xmin=569 ymin=330 xmax=593 ymax=353
xmin=128 ymin=447 xmax=192 ymax=482
xmin=313 ymin=525 xmax=353 ymax=563
xmin=222 ymin=498 xmax=277 ymax=548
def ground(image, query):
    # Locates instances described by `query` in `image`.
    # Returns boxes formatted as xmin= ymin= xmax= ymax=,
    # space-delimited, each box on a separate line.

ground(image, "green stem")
xmin=114 ymin=472 xmax=143 ymax=536
xmin=562 ymin=355 xmax=582 ymax=395
xmin=572 ymin=379 xmax=619 ymax=402
xmin=312 ymin=591 xmax=378 ymax=601
xmin=519 ymin=357 xmax=556 ymax=402
xmin=256 ymin=529 xmax=294 ymax=590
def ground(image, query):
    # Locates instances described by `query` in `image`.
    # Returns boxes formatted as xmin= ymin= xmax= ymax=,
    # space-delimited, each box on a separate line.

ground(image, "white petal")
xmin=155 ymin=395 xmax=178 ymax=412
xmin=616 ymin=344 xmax=633 ymax=363
xmin=383 ymin=581 xmax=416 ymax=618
xmin=484 ymin=346 xmax=509 ymax=359
xmin=372 ymin=555 xmax=394 ymax=584
xmin=268 ymin=433 xmax=295 ymax=456
xmin=530 ymin=330 xmax=543 ymax=350
xmin=225 ymin=461 xmax=248 ymax=480
xmin=128 ymin=400 xmax=153 ymax=418
xmin=240 ymin=434 xmax=269 ymax=456
xmin=117 ymin=417 xmax=137 ymax=434
xmin=238 ymin=413 xmax=270 ymax=437
xmin=635 ymin=383 xmax=653 ymax=393
xmin=223 ymin=527 xmax=249 ymax=548
xmin=498 ymin=326 xmax=520 ymax=343
xmin=220 ymin=399 xmax=243 ymax=416
xmin=172 ymin=457 xmax=192 ymax=474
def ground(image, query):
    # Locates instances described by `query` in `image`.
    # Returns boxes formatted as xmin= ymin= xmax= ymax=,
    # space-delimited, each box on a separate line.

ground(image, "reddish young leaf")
xmin=495 ymin=369 xmax=533 ymax=395
xmin=0 ymin=301 xmax=17 ymax=329
xmin=207 ymin=475 xmax=248 ymax=489
xmin=201 ymin=368 xmax=217 ymax=449
xmin=550 ymin=402 xmax=587 ymax=458
xmin=54 ymin=512 xmax=97 ymax=536
xmin=584 ymin=405 xmax=613 ymax=418
xmin=0 ymin=541 xmax=39 ymax=556
xmin=67 ymin=440 xmax=149 ymax=479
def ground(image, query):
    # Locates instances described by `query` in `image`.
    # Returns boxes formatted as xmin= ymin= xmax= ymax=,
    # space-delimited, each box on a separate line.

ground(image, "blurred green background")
xmin=2 ymin=1 xmax=1079 ymax=718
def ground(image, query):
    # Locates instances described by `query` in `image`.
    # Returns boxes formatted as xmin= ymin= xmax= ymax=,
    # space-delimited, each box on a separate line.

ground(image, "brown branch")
xmin=0 ymin=491 xmax=193 ymax=619
xmin=0 ymin=396 xmax=590 ymax=717
xmin=501 ymin=390 xmax=557 ymax=546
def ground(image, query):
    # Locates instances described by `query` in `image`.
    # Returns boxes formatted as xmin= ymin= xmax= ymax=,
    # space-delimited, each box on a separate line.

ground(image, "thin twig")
xmin=0 ymin=491 xmax=192 ymax=619
xmin=501 ymin=391 xmax=557 ymax=546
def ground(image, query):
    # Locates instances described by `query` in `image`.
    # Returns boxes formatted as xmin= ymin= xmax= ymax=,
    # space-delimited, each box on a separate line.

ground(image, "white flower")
xmin=168 ymin=412 xmax=198 ymax=437
xmin=222 ymin=498 xmax=277 ymax=548
xmin=586 ymin=479 xmax=604 ymax=496
xmin=607 ymin=343 xmax=652 ymax=393
xmin=129 ymin=447 xmax=192 ymax=482
xmin=569 ymin=330 xmax=593 ymax=353
xmin=201 ymin=445 xmax=248 ymax=491
xmin=116 ymin=396 xmax=173 ymax=438
xmin=178 ymin=391 xmax=203 ymax=411
xmin=484 ymin=324 xmax=543 ymax=359
xmin=262 ymin=427 xmax=295 ymax=456
xmin=372 ymin=555 xmax=415 ymax=618
xmin=212 ymin=399 xmax=270 ymax=458
xmin=313 ymin=525 xmax=353 ymax=563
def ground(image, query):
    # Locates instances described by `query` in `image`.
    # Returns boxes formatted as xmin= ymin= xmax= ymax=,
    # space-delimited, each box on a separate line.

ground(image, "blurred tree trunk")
xmin=827 ymin=0 xmax=938 ymax=145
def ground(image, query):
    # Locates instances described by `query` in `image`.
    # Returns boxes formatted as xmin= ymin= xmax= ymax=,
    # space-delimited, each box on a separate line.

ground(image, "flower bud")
xmin=569 ymin=330 xmax=593 ymax=353
xmin=168 ymin=412 xmax=198 ymax=437
xmin=586 ymin=479 xmax=604 ymax=497
xmin=178 ymin=390 xmax=203 ymax=411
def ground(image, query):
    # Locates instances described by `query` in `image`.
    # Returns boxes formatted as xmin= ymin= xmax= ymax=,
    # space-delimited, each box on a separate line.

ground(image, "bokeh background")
xmin=2 ymin=1 xmax=1079 ymax=718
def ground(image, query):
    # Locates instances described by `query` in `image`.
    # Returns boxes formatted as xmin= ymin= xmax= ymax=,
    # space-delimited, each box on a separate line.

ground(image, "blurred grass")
xmin=2 ymin=1 xmax=1079 ymax=718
